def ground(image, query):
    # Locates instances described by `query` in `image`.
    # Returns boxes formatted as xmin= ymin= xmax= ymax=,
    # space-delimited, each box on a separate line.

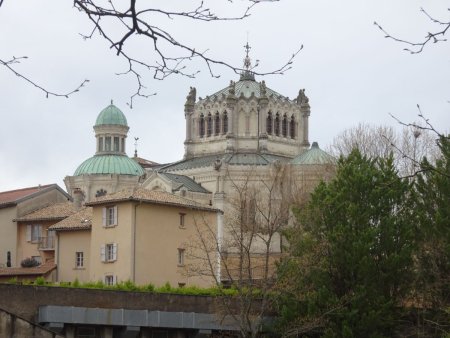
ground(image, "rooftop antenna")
xmin=134 ymin=137 xmax=139 ymax=157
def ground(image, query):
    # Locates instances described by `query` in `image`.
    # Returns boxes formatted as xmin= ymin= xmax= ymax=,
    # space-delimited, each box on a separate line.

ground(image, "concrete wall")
xmin=0 ymin=284 xmax=222 ymax=323
xmin=0 ymin=306 xmax=63 ymax=338
xmin=57 ymin=230 xmax=91 ymax=283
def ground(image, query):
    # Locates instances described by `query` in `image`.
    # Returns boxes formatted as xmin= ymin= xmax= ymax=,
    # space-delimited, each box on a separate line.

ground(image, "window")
xmin=177 ymin=248 xmax=185 ymax=266
xmin=114 ymin=137 xmax=120 ymax=151
xmin=266 ymin=112 xmax=273 ymax=134
xmin=214 ymin=113 xmax=220 ymax=135
xmin=290 ymin=115 xmax=296 ymax=139
xmin=76 ymin=326 xmax=97 ymax=338
xmin=26 ymin=224 xmax=42 ymax=242
xmin=199 ymin=114 xmax=205 ymax=137
xmin=282 ymin=114 xmax=288 ymax=137
xmin=102 ymin=206 xmax=118 ymax=227
xmin=179 ymin=213 xmax=186 ymax=228
xmin=98 ymin=137 xmax=103 ymax=152
xmin=104 ymin=275 xmax=116 ymax=286
xmin=75 ymin=252 xmax=84 ymax=268
xmin=32 ymin=255 xmax=42 ymax=264
xmin=206 ymin=113 xmax=212 ymax=137
xmin=101 ymin=243 xmax=117 ymax=262
xmin=121 ymin=138 xmax=125 ymax=152
xmin=274 ymin=113 xmax=280 ymax=136
xmin=222 ymin=112 xmax=228 ymax=134
xmin=105 ymin=136 xmax=111 ymax=151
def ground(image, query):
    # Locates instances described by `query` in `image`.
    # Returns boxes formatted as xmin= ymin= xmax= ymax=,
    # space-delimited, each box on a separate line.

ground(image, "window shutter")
xmin=100 ymin=245 xmax=106 ymax=262
xmin=113 ymin=206 xmax=118 ymax=225
xmin=112 ymin=243 xmax=118 ymax=261
xmin=37 ymin=225 xmax=42 ymax=239
xmin=113 ymin=275 xmax=117 ymax=285
xmin=26 ymin=225 xmax=31 ymax=242
xmin=102 ymin=208 xmax=107 ymax=226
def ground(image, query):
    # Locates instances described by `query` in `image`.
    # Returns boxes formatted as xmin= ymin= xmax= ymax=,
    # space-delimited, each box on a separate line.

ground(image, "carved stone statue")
xmin=185 ymin=86 xmax=196 ymax=104
xmin=228 ymin=80 xmax=235 ymax=96
xmin=296 ymin=88 xmax=309 ymax=105
xmin=260 ymin=80 xmax=267 ymax=96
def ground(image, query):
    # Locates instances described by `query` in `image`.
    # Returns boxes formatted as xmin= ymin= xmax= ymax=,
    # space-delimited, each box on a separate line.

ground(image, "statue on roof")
xmin=185 ymin=87 xmax=196 ymax=105
xmin=296 ymin=88 xmax=309 ymax=105
xmin=228 ymin=80 xmax=235 ymax=96
xmin=260 ymin=80 xmax=267 ymax=96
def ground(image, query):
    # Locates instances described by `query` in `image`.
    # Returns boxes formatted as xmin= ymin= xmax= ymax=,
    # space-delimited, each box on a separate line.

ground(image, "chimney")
xmin=73 ymin=188 xmax=84 ymax=210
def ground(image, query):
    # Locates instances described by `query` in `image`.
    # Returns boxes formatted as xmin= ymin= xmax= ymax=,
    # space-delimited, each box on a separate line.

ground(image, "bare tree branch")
xmin=73 ymin=0 xmax=302 ymax=107
xmin=374 ymin=7 xmax=450 ymax=54
xmin=0 ymin=56 xmax=89 ymax=98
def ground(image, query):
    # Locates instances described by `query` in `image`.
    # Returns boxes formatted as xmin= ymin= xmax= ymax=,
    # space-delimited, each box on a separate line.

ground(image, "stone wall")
xmin=0 ymin=284 xmax=221 ymax=322
xmin=0 ymin=306 xmax=63 ymax=338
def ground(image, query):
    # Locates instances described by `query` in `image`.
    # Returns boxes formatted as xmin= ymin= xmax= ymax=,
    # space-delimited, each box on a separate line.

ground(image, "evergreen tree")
xmin=277 ymin=150 xmax=416 ymax=337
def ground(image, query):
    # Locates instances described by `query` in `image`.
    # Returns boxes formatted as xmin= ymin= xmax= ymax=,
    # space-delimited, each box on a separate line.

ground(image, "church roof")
xmin=291 ymin=142 xmax=335 ymax=165
xmin=205 ymin=79 xmax=289 ymax=101
xmin=159 ymin=173 xmax=210 ymax=193
xmin=160 ymin=153 xmax=290 ymax=172
xmin=85 ymin=188 xmax=219 ymax=213
xmin=95 ymin=104 xmax=128 ymax=127
xmin=74 ymin=155 xmax=145 ymax=176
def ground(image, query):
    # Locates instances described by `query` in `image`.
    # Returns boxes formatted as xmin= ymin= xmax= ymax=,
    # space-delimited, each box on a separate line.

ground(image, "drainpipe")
xmin=216 ymin=211 xmax=223 ymax=283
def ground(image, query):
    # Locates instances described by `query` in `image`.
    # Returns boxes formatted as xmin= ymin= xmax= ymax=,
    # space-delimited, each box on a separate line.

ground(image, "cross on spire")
xmin=243 ymin=42 xmax=252 ymax=70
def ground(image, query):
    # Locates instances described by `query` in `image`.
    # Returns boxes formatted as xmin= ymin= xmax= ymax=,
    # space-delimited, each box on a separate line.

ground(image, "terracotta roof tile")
xmin=86 ymin=188 xmax=220 ymax=213
xmin=49 ymin=207 xmax=92 ymax=231
xmin=0 ymin=260 xmax=56 ymax=276
xmin=0 ymin=184 xmax=53 ymax=206
xmin=14 ymin=202 xmax=77 ymax=222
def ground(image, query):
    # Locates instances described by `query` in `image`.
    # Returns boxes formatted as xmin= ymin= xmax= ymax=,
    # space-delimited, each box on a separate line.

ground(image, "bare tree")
xmin=185 ymin=163 xmax=297 ymax=338
xmin=1 ymin=1 xmax=301 ymax=106
xmin=374 ymin=7 xmax=450 ymax=54
xmin=329 ymin=121 xmax=439 ymax=177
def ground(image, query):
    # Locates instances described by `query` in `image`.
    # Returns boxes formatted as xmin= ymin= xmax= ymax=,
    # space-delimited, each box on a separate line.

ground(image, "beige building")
xmin=0 ymin=184 xmax=71 ymax=268
xmin=51 ymin=188 xmax=221 ymax=287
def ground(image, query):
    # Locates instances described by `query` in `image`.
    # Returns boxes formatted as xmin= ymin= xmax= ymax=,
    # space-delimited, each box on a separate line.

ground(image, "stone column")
xmin=301 ymin=103 xmax=310 ymax=146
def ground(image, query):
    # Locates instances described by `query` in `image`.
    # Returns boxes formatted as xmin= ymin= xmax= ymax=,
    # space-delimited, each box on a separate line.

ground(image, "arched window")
xmin=266 ymin=112 xmax=273 ymax=135
xmin=215 ymin=112 xmax=220 ymax=135
xmin=274 ymin=113 xmax=280 ymax=136
xmin=222 ymin=111 xmax=228 ymax=134
xmin=282 ymin=114 xmax=288 ymax=137
xmin=290 ymin=115 xmax=296 ymax=139
xmin=207 ymin=113 xmax=213 ymax=137
xmin=199 ymin=114 xmax=205 ymax=137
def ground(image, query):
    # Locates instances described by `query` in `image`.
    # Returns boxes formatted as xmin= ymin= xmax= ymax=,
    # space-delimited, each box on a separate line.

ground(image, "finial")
xmin=134 ymin=137 xmax=139 ymax=157
xmin=111 ymin=99 xmax=113 ymax=105
xmin=240 ymin=40 xmax=256 ymax=81
xmin=243 ymin=41 xmax=252 ymax=71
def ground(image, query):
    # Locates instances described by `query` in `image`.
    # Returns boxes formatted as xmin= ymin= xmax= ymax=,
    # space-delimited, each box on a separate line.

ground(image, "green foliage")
xmin=34 ymin=277 xmax=46 ymax=285
xmin=277 ymin=150 xmax=416 ymax=337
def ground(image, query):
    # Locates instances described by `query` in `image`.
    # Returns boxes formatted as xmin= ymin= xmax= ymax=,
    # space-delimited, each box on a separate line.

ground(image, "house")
xmin=53 ymin=188 xmax=221 ymax=287
xmin=0 ymin=184 xmax=71 ymax=268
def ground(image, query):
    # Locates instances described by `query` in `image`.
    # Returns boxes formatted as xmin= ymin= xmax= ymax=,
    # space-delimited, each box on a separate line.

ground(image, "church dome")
xmin=291 ymin=142 xmax=335 ymax=165
xmin=74 ymin=155 xmax=145 ymax=176
xmin=95 ymin=104 xmax=128 ymax=127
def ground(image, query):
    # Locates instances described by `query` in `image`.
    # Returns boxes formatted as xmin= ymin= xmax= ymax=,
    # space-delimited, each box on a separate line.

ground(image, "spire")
xmin=240 ymin=41 xmax=255 ymax=81
xmin=134 ymin=137 xmax=139 ymax=157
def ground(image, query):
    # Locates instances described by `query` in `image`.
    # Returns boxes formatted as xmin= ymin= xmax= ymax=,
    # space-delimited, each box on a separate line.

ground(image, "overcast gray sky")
xmin=0 ymin=0 xmax=449 ymax=192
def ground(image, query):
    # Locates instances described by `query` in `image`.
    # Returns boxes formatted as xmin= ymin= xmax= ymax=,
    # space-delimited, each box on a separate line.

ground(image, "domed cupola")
xmin=73 ymin=102 xmax=144 ymax=176
xmin=291 ymin=142 xmax=335 ymax=165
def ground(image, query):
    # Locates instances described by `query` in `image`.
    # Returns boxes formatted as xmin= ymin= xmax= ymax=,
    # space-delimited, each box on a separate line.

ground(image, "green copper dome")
xmin=95 ymin=104 xmax=128 ymax=127
xmin=74 ymin=155 xmax=144 ymax=176
xmin=291 ymin=142 xmax=335 ymax=165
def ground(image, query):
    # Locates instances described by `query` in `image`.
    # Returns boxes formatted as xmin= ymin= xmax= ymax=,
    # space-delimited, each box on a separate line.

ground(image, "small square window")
xmin=105 ymin=275 xmax=115 ymax=286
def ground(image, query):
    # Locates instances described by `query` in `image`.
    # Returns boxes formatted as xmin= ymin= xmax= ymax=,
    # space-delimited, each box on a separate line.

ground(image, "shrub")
xmin=34 ymin=277 xmax=46 ymax=285
xmin=20 ymin=257 xmax=40 ymax=268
